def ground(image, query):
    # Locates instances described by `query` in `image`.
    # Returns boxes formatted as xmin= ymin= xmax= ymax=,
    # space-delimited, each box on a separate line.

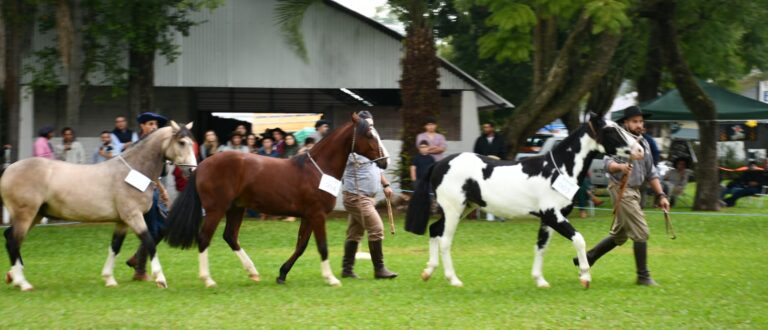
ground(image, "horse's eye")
xmin=178 ymin=140 xmax=186 ymax=146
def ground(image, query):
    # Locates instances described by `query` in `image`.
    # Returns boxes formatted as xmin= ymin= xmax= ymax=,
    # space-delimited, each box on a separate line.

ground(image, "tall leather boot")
xmin=573 ymin=236 xmax=618 ymax=267
xmin=369 ymin=240 xmax=397 ymax=279
xmin=341 ymin=240 xmax=359 ymax=279
xmin=634 ymin=241 xmax=659 ymax=286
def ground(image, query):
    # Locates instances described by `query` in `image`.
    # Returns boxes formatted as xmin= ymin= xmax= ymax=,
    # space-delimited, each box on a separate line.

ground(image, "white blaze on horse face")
xmin=370 ymin=127 xmax=390 ymax=168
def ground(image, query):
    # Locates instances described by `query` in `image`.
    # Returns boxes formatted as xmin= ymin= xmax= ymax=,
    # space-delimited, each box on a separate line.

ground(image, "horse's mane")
xmin=120 ymin=126 xmax=173 ymax=157
xmin=290 ymin=112 xmax=372 ymax=169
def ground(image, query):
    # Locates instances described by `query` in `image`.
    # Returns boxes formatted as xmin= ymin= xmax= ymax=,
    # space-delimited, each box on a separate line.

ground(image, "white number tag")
xmin=552 ymin=175 xmax=580 ymax=200
xmin=125 ymin=170 xmax=151 ymax=192
xmin=319 ymin=174 xmax=341 ymax=197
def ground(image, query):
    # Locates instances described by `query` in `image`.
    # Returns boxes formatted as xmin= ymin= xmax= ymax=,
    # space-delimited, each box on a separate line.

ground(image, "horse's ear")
xmin=185 ymin=122 xmax=194 ymax=130
xmin=170 ymin=120 xmax=180 ymax=131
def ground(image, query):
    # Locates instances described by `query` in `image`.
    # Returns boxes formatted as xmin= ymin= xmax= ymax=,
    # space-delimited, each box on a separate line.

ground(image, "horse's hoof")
xmin=327 ymin=278 xmax=342 ymax=287
xmin=537 ymin=281 xmax=551 ymax=289
xmin=249 ymin=274 xmax=261 ymax=283
xmin=156 ymin=281 xmax=168 ymax=289
xmin=421 ymin=271 xmax=432 ymax=281
xmin=5 ymin=272 xmax=12 ymax=284
xmin=105 ymin=278 xmax=118 ymax=287
xmin=450 ymin=280 xmax=464 ymax=288
xmin=19 ymin=282 xmax=34 ymax=291
xmin=204 ymin=279 xmax=217 ymax=288
xmin=580 ymin=279 xmax=590 ymax=289
xmin=276 ymin=277 xmax=286 ymax=285
xmin=132 ymin=273 xmax=150 ymax=282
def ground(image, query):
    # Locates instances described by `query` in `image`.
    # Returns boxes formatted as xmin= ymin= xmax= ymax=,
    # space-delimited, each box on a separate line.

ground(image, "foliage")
xmin=0 ymin=205 xmax=766 ymax=328
xmin=22 ymin=0 xmax=221 ymax=96
xmin=274 ymin=0 xmax=319 ymax=63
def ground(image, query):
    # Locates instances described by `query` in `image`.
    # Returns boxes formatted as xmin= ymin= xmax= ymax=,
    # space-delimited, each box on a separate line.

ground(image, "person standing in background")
xmin=415 ymin=117 xmax=446 ymax=161
xmin=110 ymin=116 xmax=139 ymax=154
xmin=56 ymin=127 xmax=87 ymax=164
xmin=308 ymin=119 xmax=331 ymax=143
xmin=93 ymin=130 xmax=115 ymax=164
xmin=473 ymin=122 xmax=507 ymax=160
xmin=33 ymin=126 xmax=56 ymax=159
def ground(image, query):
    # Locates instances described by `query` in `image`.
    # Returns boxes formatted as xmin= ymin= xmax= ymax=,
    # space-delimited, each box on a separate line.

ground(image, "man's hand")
xmin=383 ymin=186 xmax=393 ymax=199
xmin=659 ymin=195 xmax=670 ymax=212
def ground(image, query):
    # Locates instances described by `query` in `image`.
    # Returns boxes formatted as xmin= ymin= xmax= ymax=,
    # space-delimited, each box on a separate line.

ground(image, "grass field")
xmin=0 ymin=201 xmax=766 ymax=328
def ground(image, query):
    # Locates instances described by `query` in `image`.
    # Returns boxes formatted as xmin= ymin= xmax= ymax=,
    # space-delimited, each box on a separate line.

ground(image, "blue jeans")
xmin=723 ymin=186 xmax=761 ymax=207
xmin=144 ymin=189 xmax=168 ymax=240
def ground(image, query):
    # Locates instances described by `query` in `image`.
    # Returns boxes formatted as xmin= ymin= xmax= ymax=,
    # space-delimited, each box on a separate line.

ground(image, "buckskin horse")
xmin=166 ymin=111 xmax=389 ymax=287
xmin=405 ymin=114 xmax=643 ymax=288
xmin=0 ymin=122 xmax=197 ymax=291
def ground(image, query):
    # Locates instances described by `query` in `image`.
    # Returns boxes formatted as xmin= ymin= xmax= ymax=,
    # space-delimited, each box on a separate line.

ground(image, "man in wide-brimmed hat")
xmin=575 ymin=105 xmax=669 ymax=286
xmin=308 ymin=119 xmax=331 ymax=143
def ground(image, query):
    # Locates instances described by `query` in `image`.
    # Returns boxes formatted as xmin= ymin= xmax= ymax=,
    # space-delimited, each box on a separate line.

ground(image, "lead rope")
xmin=349 ymin=127 xmax=366 ymax=230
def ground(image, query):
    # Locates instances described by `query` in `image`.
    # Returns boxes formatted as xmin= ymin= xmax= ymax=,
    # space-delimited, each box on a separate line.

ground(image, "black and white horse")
xmin=405 ymin=115 xmax=642 ymax=288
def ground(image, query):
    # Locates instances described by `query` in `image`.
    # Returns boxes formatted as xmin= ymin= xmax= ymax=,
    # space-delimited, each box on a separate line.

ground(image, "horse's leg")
xmin=308 ymin=215 xmax=340 ymax=287
xmin=123 ymin=213 xmax=167 ymax=288
xmin=421 ymin=216 xmax=444 ymax=281
xmin=531 ymin=223 xmax=554 ymax=288
xmin=438 ymin=206 xmax=465 ymax=287
xmin=197 ymin=209 xmax=225 ymax=288
xmin=4 ymin=210 xmax=38 ymax=291
xmin=545 ymin=211 xmax=591 ymax=288
xmin=101 ymin=223 xmax=128 ymax=287
xmin=276 ymin=217 xmax=312 ymax=285
xmin=223 ymin=206 xmax=260 ymax=283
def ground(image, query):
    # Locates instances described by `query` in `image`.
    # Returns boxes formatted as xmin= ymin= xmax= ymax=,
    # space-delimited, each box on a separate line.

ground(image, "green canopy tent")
xmin=612 ymin=80 xmax=768 ymax=121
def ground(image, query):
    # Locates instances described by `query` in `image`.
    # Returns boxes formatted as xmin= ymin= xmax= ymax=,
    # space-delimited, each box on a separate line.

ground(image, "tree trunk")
xmin=1 ymin=0 xmax=34 ymax=161
xmin=650 ymin=0 xmax=719 ymax=210
xmin=636 ymin=23 xmax=663 ymax=102
xmin=63 ymin=0 xmax=85 ymax=127
xmin=503 ymin=14 xmax=622 ymax=158
xmin=398 ymin=4 xmax=440 ymax=188
xmin=586 ymin=66 xmax=624 ymax=116
xmin=128 ymin=48 xmax=155 ymax=122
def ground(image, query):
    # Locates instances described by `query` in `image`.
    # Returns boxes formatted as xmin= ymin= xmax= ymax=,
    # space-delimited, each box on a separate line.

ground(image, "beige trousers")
xmin=342 ymin=192 xmax=384 ymax=242
xmin=608 ymin=184 xmax=650 ymax=244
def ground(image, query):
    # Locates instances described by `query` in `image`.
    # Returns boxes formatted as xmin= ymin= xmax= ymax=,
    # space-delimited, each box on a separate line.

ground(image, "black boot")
xmin=634 ymin=241 xmax=659 ymax=286
xmin=573 ymin=236 xmax=618 ymax=267
xmin=369 ymin=240 xmax=397 ymax=279
xmin=341 ymin=240 xmax=359 ymax=279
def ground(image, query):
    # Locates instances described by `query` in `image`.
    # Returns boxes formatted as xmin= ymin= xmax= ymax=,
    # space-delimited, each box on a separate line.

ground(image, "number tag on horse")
xmin=552 ymin=175 xmax=579 ymax=200
xmin=125 ymin=170 xmax=151 ymax=192
xmin=319 ymin=174 xmax=341 ymax=197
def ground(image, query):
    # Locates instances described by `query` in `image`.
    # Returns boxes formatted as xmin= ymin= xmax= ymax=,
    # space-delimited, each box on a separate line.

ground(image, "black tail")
xmin=166 ymin=173 xmax=202 ymax=249
xmin=405 ymin=164 xmax=435 ymax=235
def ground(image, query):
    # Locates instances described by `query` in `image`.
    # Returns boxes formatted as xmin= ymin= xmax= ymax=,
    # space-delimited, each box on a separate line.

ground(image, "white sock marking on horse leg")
xmin=320 ymin=259 xmax=341 ymax=287
xmin=10 ymin=260 xmax=33 ymax=291
xmin=439 ymin=236 xmax=463 ymax=287
xmin=422 ymin=237 xmax=440 ymax=280
xmin=234 ymin=249 xmax=260 ymax=281
xmin=199 ymin=248 xmax=216 ymax=287
xmin=101 ymin=247 xmax=118 ymax=287
xmin=532 ymin=245 xmax=550 ymax=288
xmin=572 ymin=233 xmax=591 ymax=283
xmin=150 ymin=254 xmax=167 ymax=288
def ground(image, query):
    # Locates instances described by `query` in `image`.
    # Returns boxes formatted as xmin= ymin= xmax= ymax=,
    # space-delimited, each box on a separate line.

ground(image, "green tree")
xmin=388 ymin=0 xmax=443 ymax=188
xmin=470 ymin=0 xmax=630 ymax=158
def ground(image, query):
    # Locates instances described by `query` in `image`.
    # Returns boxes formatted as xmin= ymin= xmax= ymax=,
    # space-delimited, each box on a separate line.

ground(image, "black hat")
xmin=136 ymin=112 xmax=168 ymax=127
xmin=423 ymin=116 xmax=437 ymax=125
xmin=38 ymin=125 xmax=55 ymax=137
xmin=616 ymin=106 xmax=651 ymax=123
xmin=315 ymin=119 xmax=331 ymax=129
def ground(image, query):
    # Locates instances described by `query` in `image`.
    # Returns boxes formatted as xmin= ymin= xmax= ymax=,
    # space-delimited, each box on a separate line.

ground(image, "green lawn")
xmin=0 ymin=204 xmax=766 ymax=328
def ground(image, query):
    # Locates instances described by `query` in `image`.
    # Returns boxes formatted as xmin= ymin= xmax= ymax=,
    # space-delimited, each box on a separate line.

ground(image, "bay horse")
xmin=165 ymin=111 xmax=389 ymax=287
xmin=405 ymin=114 xmax=643 ymax=288
xmin=0 ymin=122 xmax=197 ymax=291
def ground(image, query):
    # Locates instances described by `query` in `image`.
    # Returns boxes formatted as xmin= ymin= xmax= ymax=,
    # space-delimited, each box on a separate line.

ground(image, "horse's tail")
xmin=165 ymin=172 xmax=202 ymax=249
xmin=405 ymin=163 xmax=435 ymax=235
